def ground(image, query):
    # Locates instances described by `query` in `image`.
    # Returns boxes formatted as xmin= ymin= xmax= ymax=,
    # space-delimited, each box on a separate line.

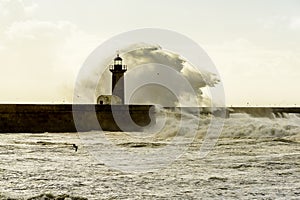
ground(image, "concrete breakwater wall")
xmin=228 ymin=107 xmax=300 ymax=118
xmin=0 ymin=104 xmax=155 ymax=133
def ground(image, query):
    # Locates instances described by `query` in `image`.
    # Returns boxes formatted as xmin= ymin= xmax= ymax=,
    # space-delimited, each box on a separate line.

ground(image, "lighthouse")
xmin=109 ymin=54 xmax=127 ymax=104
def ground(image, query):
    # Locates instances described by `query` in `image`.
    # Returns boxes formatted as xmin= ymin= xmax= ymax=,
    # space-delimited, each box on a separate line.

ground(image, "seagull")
xmin=72 ymin=144 xmax=78 ymax=152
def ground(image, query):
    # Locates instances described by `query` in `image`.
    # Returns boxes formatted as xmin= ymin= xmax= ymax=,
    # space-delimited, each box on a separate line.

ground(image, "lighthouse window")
xmin=115 ymin=60 xmax=122 ymax=65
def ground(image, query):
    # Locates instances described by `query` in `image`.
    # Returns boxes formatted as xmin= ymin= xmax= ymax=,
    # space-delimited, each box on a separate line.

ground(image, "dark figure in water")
xmin=72 ymin=144 xmax=78 ymax=152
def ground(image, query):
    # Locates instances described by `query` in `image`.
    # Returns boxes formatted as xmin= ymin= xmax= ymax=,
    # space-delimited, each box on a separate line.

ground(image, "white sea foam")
xmin=0 ymin=111 xmax=299 ymax=199
xmin=150 ymin=107 xmax=300 ymax=142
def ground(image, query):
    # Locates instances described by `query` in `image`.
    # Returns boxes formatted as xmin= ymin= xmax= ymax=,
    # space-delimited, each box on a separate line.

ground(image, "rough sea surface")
xmin=0 ymin=112 xmax=299 ymax=199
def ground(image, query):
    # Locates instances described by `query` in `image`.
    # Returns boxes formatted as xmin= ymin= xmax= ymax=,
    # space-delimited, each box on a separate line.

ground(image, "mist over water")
xmin=88 ymin=44 xmax=220 ymax=106
xmin=1 ymin=109 xmax=299 ymax=199
xmin=140 ymin=107 xmax=300 ymax=142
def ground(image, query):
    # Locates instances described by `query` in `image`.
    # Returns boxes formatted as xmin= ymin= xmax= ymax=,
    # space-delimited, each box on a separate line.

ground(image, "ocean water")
xmin=0 ymin=110 xmax=299 ymax=199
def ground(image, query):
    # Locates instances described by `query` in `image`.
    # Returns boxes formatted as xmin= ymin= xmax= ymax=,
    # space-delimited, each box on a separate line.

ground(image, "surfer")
xmin=72 ymin=144 xmax=78 ymax=152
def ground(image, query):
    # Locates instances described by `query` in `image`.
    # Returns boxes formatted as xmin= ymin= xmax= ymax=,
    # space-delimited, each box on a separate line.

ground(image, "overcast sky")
xmin=0 ymin=0 xmax=299 ymax=106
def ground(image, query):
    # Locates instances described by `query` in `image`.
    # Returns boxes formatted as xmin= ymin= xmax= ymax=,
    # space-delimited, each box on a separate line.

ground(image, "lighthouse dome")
xmin=114 ymin=54 xmax=122 ymax=61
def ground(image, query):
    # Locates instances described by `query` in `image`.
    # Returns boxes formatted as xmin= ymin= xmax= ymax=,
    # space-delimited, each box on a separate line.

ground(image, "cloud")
xmin=204 ymin=38 xmax=300 ymax=106
xmin=259 ymin=15 xmax=300 ymax=30
xmin=0 ymin=0 xmax=37 ymax=29
xmin=5 ymin=20 xmax=76 ymax=40
xmin=0 ymin=1 xmax=99 ymax=103
xmin=289 ymin=17 xmax=300 ymax=30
